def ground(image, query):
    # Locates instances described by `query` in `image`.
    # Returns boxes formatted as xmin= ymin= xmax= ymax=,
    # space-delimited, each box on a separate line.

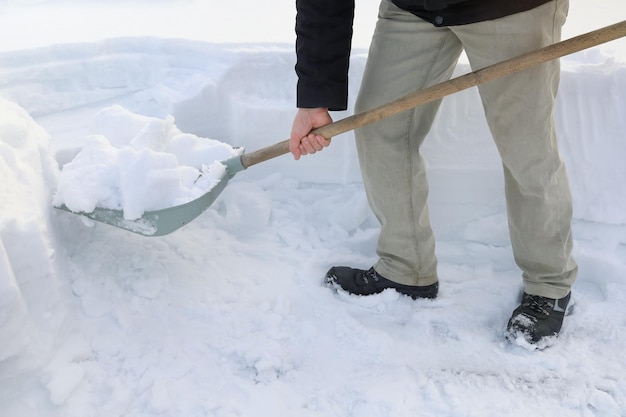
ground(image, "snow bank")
xmin=557 ymin=49 xmax=626 ymax=224
xmin=2 ymin=39 xmax=624 ymax=222
xmin=0 ymin=98 xmax=69 ymax=364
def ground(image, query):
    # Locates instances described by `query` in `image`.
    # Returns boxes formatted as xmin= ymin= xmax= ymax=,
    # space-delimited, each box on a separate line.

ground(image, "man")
xmin=289 ymin=0 xmax=577 ymax=347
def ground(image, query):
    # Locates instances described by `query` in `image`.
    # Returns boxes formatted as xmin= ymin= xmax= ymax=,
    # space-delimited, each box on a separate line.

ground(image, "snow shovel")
xmin=56 ymin=20 xmax=626 ymax=236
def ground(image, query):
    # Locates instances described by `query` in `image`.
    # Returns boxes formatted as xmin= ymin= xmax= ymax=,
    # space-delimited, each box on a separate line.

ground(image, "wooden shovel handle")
xmin=241 ymin=20 xmax=626 ymax=169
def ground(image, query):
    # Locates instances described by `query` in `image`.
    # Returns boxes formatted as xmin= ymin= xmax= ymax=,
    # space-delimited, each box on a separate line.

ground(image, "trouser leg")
xmin=454 ymin=0 xmax=577 ymax=298
xmin=355 ymin=0 xmax=462 ymax=286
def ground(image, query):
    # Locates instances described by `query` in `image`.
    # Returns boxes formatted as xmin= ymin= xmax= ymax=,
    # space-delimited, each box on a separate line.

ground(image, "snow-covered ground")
xmin=1 ymin=1 xmax=625 ymax=416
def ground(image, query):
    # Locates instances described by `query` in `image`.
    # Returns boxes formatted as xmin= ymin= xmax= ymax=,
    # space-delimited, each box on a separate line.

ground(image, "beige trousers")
xmin=355 ymin=0 xmax=577 ymax=299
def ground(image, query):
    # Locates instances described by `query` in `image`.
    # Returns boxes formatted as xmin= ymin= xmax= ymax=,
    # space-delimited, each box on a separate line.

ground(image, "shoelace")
xmin=356 ymin=269 xmax=380 ymax=287
xmin=522 ymin=295 xmax=554 ymax=318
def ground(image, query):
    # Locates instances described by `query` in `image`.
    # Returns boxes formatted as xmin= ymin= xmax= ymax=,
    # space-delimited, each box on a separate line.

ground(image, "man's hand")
xmin=289 ymin=108 xmax=333 ymax=160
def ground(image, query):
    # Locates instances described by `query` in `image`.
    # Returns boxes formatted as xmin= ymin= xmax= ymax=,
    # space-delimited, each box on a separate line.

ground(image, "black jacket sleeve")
xmin=295 ymin=0 xmax=355 ymax=110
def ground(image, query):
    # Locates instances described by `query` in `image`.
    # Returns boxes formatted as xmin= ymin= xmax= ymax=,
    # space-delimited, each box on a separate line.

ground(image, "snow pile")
xmin=53 ymin=105 xmax=239 ymax=219
xmin=0 ymin=97 xmax=69 ymax=367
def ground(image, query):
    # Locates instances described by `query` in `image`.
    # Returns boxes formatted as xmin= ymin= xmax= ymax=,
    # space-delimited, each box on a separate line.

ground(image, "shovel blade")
xmin=55 ymin=155 xmax=244 ymax=237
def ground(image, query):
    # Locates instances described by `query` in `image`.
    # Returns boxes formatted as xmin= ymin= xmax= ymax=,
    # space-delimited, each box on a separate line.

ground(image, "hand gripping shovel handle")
xmin=240 ymin=20 xmax=626 ymax=169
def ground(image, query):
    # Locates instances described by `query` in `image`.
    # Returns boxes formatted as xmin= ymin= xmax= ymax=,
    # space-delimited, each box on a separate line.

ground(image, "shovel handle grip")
xmin=241 ymin=20 xmax=626 ymax=169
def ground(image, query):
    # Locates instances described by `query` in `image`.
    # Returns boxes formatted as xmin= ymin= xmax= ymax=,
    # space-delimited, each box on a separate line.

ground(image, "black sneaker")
xmin=324 ymin=266 xmax=438 ymax=300
xmin=505 ymin=292 xmax=571 ymax=347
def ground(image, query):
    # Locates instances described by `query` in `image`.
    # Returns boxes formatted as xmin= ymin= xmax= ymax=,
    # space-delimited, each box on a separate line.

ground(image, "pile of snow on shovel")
xmin=53 ymin=105 xmax=240 ymax=219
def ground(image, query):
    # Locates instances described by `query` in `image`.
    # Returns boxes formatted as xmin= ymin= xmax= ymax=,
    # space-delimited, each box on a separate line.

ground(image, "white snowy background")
xmin=1 ymin=1 xmax=625 ymax=416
